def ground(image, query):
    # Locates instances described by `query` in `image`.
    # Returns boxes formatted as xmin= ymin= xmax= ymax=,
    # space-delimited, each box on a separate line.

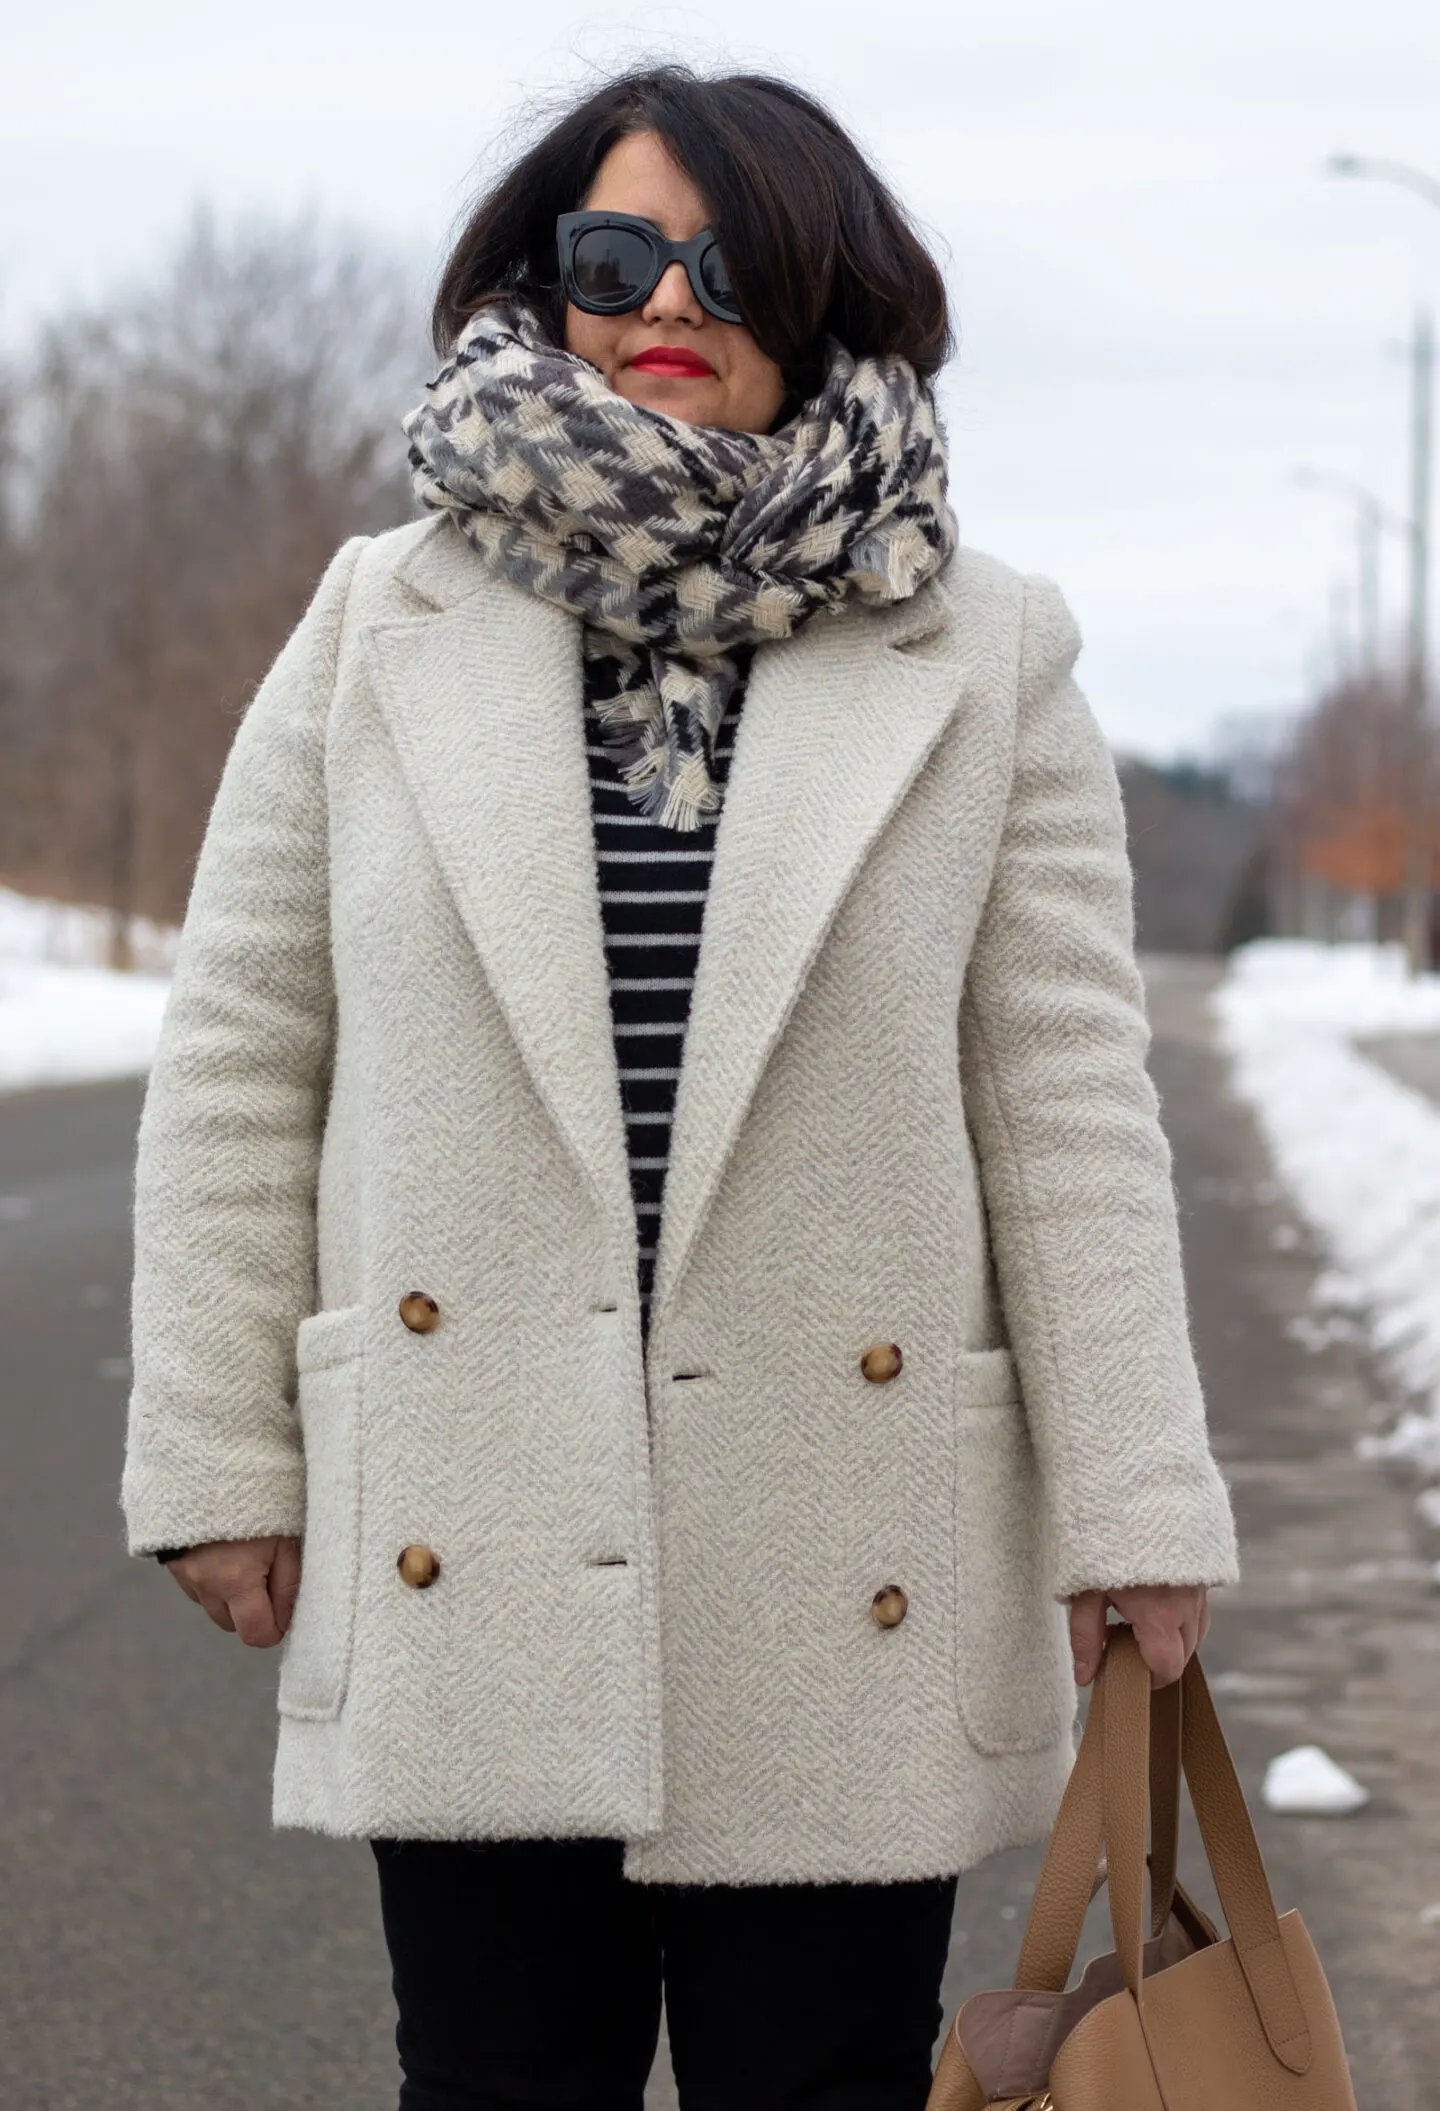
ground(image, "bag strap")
xmin=1013 ymin=1660 xmax=1184 ymax=1993
xmin=1177 ymin=1650 xmax=1314 ymax=2074
xmin=1012 ymin=1672 xmax=1107 ymax=1992
xmin=1100 ymin=1631 xmax=1313 ymax=2077
xmin=1099 ymin=1629 xmax=1155 ymax=1998
xmin=1146 ymin=1668 xmax=1181 ymax=1939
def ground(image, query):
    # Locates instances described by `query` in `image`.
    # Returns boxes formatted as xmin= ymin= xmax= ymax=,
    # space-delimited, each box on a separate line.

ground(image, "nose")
xmin=643 ymin=259 xmax=704 ymax=327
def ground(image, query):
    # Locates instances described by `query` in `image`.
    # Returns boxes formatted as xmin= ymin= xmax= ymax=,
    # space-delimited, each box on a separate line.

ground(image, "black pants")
xmin=371 ymin=1837 xmax=957 ymax=2111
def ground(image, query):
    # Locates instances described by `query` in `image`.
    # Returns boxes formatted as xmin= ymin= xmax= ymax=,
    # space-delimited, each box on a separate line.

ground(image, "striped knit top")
xmin=583 ymin=653 xmax=750 ymax=1334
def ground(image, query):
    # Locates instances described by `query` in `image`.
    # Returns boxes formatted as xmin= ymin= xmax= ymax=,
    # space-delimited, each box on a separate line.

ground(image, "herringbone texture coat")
xmin=122 ymin=513 xmax=1237 ymax=1884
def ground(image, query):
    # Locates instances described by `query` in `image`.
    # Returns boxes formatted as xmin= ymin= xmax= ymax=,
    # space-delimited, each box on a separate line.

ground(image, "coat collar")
xmin=366 ymin=516 xmax=968 ymax=1320
xmin=649 ymin=574 xmax=967 ymax=1329
xmin=364 ymin=519 xmax=635 ymax=1257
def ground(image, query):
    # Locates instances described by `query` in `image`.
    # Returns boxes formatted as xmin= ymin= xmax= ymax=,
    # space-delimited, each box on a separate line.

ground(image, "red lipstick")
xmin=630 ymin=345 xmax=716 ymax=379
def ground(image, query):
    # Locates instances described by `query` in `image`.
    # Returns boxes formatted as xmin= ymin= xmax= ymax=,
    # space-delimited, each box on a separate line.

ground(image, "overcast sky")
xmin=3 ymin=0 xmax=1438 ymax=758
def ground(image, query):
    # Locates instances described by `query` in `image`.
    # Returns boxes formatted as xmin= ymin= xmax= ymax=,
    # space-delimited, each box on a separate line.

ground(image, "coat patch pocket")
xmin=952 ymin=1349 xmax=1073 ymax=1757
xmin=278 ymin=1304 xmax=364 ymax=1722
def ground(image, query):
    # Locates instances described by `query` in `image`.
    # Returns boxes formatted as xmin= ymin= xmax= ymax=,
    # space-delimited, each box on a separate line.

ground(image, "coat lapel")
xmin=649 ymin=584 xmax=968 ymax=1330
xmin=360 ymin=519 xmax=635 ymax=1254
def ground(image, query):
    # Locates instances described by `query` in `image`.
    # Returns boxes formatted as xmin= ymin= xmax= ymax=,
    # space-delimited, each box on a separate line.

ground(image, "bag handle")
xmin=1178 ymin=1648 xmax=1312 ymax=2072
xmin=1010 ymin=1631 xmax=1311 ymax=2077
xmin=1013 ymin=1663 xmax=1183 ymax=1994
xmin=1101 ymin=1630 xmax=1313 ymax=2076
xmin=1012 ymin=1671 xmax=1106 ymax=1992
xmin=1146 ymin=1665 xmax=1181 ymax=1938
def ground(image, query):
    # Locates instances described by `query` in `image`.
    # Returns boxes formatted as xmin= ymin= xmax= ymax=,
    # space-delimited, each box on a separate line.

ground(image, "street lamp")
xmin=1326 ymin=153 xmax=1438 ymax=972
xmin=1291 ymin=468 xmax=1410 ymax=675
xmin=1327 ymin=154 xmax=1440 ymax=212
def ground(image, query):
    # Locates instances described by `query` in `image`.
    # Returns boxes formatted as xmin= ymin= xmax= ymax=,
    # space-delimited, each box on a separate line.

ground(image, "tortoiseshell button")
xmin=860 ymin=1341 xmax=903 ymax=1384
xmin=399 ymin=1292 xmax=440 ymax=1333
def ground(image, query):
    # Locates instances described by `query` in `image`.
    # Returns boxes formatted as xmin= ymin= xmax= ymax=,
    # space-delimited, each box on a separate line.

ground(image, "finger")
xmin=166 ymin=1563 xmax=202 ymax=1606
xmin=269 ymin=1539 xmax=303 ymax=1637
xmin=1069 ymin=1593 xmax=1106 ymax=1685
xmin=1130 ymin=1609 xmax=1186 ymax=1688
xmin=1181 ymin=1585 xmax=1210 ymax=1663
xmin=197 ymin=1590 xmax=237 ymax=1633
xmin=1069 ymin=1592 xmax=1108 ymax=1686
xmin=227 ymin=1579 xmax=282 ymax=1648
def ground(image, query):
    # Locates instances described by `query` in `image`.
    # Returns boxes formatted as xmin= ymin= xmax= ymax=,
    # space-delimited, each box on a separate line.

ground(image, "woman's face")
xmin=564 ymin=130 xmax=787 ymax=436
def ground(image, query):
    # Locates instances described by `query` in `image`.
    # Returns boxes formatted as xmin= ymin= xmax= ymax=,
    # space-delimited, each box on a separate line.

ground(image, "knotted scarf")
xmin=402 ymin=299 xmax=957 ymax=830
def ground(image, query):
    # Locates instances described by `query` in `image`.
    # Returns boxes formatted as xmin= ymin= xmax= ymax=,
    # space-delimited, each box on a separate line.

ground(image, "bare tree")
xmin=1270 ymin=670 xmax=1434 ymax=945
xmin=0 ymin=205 xmax=427 ymax=952
xmin=1117 ymin=756 xmax=1264 ymax=955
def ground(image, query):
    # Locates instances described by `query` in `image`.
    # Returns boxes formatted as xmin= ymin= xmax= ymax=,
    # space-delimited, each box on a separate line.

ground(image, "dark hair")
xmin=431 ymin=63 xmax=953 ymax=401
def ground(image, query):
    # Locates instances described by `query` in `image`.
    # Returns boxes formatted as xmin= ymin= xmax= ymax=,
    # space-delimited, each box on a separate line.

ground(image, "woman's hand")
xmin=165 ymin=1536 xmax=302 ymax=1647
xmin=1069 ymin=1584 xmax=1210 ymax=1689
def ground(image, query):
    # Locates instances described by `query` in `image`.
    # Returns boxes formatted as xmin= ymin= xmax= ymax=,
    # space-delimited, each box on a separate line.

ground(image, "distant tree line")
xmin=1265 ymin=669 xmax=1439 ymax=950
xmin=3 ymin=206 xmax=1421 ymax=968
xmin=0 ymin=207 xmax=424 ymax=963
xmin=1117 ymin=755 xmax=1259 ymax=954
xmin=1120 ymin=656 xmax=1440 ymax=960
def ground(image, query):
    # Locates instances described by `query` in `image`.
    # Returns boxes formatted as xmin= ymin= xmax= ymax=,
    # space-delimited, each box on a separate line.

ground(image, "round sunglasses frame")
xmin=555 ymin=210 xmax=743 ymax=326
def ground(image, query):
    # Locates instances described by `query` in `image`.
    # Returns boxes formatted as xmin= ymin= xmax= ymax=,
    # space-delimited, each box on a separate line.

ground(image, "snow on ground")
xmin=1261 ymin=1744 xmax=1370 ymax=1816
xmin=0 ymin=887 xmax=173 ymax=1092
xmin=1213 ymin=940 xmax=1440 ymax=1481
xmin=0 ymin=885 xmax=177 ymax=974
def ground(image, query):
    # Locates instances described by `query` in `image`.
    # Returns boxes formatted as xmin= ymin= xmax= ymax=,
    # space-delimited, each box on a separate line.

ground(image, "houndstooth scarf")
xmin=403 ymin=300 xmax=957 ymax=831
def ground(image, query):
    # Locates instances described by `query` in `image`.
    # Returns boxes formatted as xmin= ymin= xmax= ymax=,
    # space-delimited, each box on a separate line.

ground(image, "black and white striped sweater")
xmin=583 ymin=652 xmax=750 ymax=1334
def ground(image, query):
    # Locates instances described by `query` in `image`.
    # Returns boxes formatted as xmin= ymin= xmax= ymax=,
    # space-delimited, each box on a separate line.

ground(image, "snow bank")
xmin=0 ymin=885 xmax=178 ymax=974
xmin=0 ymin=888 xmax=173 ymax=1092
xmin=1213 ymin=940 xmax=1440 ymax=1477
xmin=0 ymin=961 xmax=171 ymax=1092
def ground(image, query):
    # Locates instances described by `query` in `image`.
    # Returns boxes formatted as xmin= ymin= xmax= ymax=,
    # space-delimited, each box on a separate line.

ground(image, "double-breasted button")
xmin=398 ymin=1292 xmax=440 ymax=1333
xmin=860 ymin=1341 xmax=903 ymax=1384
xmin=871 ymin=1585 xmax=909 ymax=1629
xmin=397 ymin=1544 xmax=441 ymax=1589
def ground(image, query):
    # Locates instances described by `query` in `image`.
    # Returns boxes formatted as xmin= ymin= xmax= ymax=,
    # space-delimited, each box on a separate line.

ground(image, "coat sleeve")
xmin=959 ymin=573 xmax=1239 ymax=1600
xmin=121 ymin=536 xmax=367 ymax=1556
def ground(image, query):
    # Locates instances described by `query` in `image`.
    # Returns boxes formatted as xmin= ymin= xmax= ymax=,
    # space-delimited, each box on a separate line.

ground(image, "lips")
xmin=630 ymin=346 xmax=716 ymax=379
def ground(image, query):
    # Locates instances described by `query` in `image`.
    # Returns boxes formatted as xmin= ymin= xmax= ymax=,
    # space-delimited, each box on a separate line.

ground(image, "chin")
xmin=621 ymin=375 xmax=724 ymax=425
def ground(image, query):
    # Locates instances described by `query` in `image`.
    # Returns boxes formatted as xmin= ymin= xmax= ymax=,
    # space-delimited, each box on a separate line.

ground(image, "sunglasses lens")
xmin=699 ymin=242 xmax=739 ymax=319
xmin=570 ymin=225 xmax=656 ymax=309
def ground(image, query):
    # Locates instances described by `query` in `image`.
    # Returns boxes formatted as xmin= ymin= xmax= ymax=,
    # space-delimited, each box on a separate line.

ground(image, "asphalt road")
xmin=1 ymin=961 xmax=1437 ymax=2109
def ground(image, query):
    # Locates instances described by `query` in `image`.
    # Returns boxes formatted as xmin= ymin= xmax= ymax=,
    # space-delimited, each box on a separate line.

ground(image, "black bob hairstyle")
xmin=432 ymin=64 xmax=953 ymax=404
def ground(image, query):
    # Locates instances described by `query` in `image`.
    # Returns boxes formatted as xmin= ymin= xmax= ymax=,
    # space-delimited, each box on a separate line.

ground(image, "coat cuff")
xmin=122 ymin=1437 xmax=306 ymax=1558
xmin=1050 ymin=1469 xmax=1240 ymax=1601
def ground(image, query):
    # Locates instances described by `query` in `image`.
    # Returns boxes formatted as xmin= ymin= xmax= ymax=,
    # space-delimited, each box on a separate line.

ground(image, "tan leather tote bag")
xmin=927 ymin=1628 xmax=1356 ymax=2110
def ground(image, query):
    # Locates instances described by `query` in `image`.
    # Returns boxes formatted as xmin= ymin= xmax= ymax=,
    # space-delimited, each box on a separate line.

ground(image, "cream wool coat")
xmin=123 ymin=511 xmax=1238 ymax=1885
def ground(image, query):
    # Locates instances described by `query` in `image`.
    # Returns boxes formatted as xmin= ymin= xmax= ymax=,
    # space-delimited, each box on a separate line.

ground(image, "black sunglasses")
xmin=555 ymin=210 xmax=743 ymax=326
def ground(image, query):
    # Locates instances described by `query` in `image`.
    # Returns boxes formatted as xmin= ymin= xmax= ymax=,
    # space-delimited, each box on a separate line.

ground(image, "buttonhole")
xmin=594 ymin=1303 xmax=619 ymax=1314
xmin=671 ymin=1371 xmax=710 ymax=1382
xmin=589 ymin=1557 xmax=629 ymax=1568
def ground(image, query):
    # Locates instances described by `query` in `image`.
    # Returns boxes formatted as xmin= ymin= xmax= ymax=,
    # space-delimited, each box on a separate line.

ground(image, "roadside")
xmin=1142 ymin=956 xmax=1440 ymax=2109
xmin=2 ymin=958 xmax=1438 ymax=2108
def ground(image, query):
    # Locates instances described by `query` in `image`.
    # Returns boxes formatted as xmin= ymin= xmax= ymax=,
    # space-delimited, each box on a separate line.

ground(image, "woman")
xmin=123 ymin=63 xmax=1236 ymax=2111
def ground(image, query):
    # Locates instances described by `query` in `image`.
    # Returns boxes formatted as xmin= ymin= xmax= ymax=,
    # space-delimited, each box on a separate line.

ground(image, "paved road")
xmin=1 ymin=963 xmax=1437 ymax=2108
xmin=1360 ymin=1028 xmax=1440 ymax=1109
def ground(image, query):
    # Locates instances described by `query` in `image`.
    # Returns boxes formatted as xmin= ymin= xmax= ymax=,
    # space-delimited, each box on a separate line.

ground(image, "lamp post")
xmin=1292 ymin=469 xmax=1410 ymax=676
xmin=1327 ymin=154 xmax=1438 ymax=972
xmin=1327 ymin=155 xmax=1440 ymax=212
